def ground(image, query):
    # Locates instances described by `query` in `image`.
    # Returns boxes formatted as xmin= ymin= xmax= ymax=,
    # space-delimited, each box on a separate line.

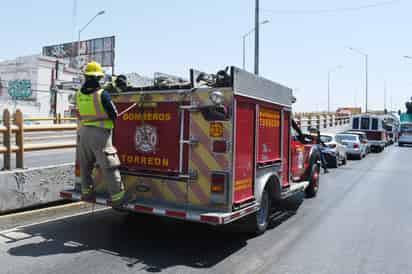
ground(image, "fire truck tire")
xmin=241 ymin=187 xmax=271 ymax=235
xmin=305 ymin=164 xmax=320 ymax=198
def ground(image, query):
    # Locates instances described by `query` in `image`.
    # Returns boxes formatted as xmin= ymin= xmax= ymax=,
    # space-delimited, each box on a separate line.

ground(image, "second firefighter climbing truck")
xmin=61 ymin=66 xmax=321 ymax=234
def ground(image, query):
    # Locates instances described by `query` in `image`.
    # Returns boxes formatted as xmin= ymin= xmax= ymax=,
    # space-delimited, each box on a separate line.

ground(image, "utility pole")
xmin=71 ymin=0 xmax=77 ymax=68
xmin=254 ymin=0 xmax=259 ymax=75
xmin=366 ymin=54 xmax=369 ymax=113
xmin=384 ymin=80 xmax=387 ymax=112
xmin=327 ymin=65 xmax=342 ymax=113
xmin=328 ymin=71 xmax=331 ymax=113
xmin=347 ymin=47 xmax=369 ymax=113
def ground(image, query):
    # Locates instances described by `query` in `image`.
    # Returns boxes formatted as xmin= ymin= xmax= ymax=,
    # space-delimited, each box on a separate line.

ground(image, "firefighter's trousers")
xmin=78 ymin=126 xmax=123 ymax=196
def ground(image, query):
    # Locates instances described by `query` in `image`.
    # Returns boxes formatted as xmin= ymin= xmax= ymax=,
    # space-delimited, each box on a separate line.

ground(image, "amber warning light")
xmin=210 ymin=122 xmax=224 ymax=138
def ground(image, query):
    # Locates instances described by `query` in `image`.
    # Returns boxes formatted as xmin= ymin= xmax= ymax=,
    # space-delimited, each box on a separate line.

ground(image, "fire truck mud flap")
xmin=60 ymin=190 xmax=259 ymax=225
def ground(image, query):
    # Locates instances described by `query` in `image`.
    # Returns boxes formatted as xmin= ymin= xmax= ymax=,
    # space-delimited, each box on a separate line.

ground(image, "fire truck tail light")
xmin=211 ymin=173 xmax=227 ymax=194
xmin=210 ymin=122 xmax=224 ymax=138
xmin=213 ymin=140 xmax=228 ymax=153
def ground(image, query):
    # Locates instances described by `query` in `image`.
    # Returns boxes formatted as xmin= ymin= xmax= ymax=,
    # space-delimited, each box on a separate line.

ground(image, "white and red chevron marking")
xmin=60 ymin=191 xmax=258 ymax=225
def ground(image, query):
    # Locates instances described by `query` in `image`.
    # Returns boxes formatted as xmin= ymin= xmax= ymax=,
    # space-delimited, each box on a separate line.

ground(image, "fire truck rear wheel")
xmin=239 ymin=187 xmax=271 ymax=235
xmin=306 ymin=164 xmax=320 ymax=198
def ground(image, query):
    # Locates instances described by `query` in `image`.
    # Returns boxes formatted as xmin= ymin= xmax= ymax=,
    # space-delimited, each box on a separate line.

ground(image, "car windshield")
xmin=320 ymin=135 xmax=333 ymax=143
xmin=336 ymin=135 xmax=357 ymax=142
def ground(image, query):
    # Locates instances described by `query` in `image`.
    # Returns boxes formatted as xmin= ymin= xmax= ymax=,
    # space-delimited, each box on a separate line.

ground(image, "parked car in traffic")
xmin=320 ymin=133 xmax=347 ymax=167
xmin=399 ymin=122 xmax=412 ymax=147
xmin=343 ymin=130 xmax=371 ymax=154
xmin=335 ymin=133 xmax=367 ymax=160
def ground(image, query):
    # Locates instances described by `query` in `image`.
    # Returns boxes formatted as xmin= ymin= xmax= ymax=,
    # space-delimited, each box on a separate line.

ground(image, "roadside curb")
xmin=0 ymin=201 xmax=106 ymax=231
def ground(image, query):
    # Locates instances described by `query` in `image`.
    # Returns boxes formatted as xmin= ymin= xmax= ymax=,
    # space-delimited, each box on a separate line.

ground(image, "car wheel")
xmin=331 ymin=157 xmax=338 ymax=168
xmin=399 ymin=143 xmax=403 ymax=147
xmin=306 ymin=164 xmax=320 ymax=198
xmin=342 ymin=155 xmax=347 ymax=165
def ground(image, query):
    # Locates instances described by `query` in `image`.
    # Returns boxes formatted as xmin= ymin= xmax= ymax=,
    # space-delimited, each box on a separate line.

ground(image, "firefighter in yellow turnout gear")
xmin=76 ymin=62 xmax=128 ymax=208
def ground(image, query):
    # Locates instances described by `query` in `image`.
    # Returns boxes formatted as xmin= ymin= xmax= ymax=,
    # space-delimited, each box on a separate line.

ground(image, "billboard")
xmin=42 ymin=36 xmax=115 ymax=71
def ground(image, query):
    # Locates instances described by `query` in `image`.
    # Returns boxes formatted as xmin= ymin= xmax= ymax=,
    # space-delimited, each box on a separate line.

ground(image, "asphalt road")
xmin=0 ymin=145 xmax=411 ymax=274
xmin=1 ymin=130 xmax=75 ymax=169
xmin=5 ymin=148 xmax=75 ymax=169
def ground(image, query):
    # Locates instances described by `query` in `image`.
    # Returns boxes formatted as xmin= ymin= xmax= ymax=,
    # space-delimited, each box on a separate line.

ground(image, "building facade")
xmin=0 ymin=55 xmax=78 ymax=117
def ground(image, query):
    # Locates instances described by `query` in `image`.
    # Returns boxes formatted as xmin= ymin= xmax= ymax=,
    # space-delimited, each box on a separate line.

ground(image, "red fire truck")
xmin=61 ymin=67 xmax=321 ymax=234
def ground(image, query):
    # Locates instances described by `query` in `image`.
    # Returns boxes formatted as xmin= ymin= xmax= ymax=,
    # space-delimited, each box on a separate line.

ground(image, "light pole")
xmin=242 ymin=20 xmax=270 ymax=70
xmin=347 ymin=46 xmax=369 ymax=113
xmin=327 ymin=65 xmax=343 ymax=113
xmin=254 ymin=0 xmax=259 ymax=75
xmin=77 ymin=10 xmax=105 ymax=69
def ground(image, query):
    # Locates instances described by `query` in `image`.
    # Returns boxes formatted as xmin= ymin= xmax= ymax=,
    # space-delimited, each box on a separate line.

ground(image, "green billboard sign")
xmin=7 ymin=80 xmax=32 ymax=99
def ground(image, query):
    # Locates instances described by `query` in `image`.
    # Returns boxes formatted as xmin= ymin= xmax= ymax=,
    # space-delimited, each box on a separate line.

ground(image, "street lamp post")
xmin=77 ymin=10 xmax=105 ymax=69
xmin=255 ymin=0 xmax=259 ymax=75
xmin=242 ymin=20 xmax=269 ymax=71
xmin=327 ymin=65 xmax=343 ymax=113
xmin=347 ymin=47 xmax=369 ymax=113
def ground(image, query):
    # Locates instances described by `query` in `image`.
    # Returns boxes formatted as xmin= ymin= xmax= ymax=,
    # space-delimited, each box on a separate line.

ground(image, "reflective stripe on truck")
xmin=60 ymin=190 xmax=258 ymax=225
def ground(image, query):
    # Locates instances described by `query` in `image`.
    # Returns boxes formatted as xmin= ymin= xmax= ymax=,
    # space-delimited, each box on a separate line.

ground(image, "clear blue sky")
xmin=1 ymin=0 xmax=411 ymax=112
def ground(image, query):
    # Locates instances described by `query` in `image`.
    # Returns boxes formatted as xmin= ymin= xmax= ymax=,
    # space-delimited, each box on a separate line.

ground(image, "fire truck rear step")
xmin=60 ymin=190 xmax=259 ymax=226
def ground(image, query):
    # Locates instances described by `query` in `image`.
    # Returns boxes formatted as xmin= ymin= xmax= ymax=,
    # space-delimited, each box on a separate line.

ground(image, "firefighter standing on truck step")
xmin=76 ymin=61 xmax=128 ymax=208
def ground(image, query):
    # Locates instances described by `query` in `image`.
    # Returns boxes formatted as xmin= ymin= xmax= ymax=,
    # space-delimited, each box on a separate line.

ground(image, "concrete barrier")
xmin=0 ymin=164 xmax=74 ymax=213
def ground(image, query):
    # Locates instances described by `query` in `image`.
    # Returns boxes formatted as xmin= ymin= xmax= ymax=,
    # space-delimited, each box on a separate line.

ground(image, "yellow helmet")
xmin=84 ymin=61 xmax=104 ymax=77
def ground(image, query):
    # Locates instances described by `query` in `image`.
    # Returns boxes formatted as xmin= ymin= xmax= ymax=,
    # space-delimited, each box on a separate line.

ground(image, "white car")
xmin=320 ymin=133 xmax=347 ymax=167
xmin=399 ymin=122 xmax=412 ymax=146
xmin=335 ymin=133 xmax=368 ymax=160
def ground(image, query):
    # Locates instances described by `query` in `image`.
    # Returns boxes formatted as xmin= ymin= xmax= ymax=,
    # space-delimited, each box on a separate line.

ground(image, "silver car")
xmin=343 ymin=131 xmax=371 ymax=154
xmin=399 ymin=123 xmax=412 ymax=146
xmin=320 ymin=133 xmax=347 ymax=167
xmin=335 ymin=134 xmax=367 ymax=160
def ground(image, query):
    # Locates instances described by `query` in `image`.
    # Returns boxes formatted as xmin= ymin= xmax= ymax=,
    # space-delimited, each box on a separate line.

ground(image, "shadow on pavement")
xmin=5 ymin=193 xmax=304 ymax=272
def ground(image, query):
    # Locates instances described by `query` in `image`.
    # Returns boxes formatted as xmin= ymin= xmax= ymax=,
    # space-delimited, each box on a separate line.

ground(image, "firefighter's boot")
xmin=111 ymin=191 xmax=130 ymax=209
